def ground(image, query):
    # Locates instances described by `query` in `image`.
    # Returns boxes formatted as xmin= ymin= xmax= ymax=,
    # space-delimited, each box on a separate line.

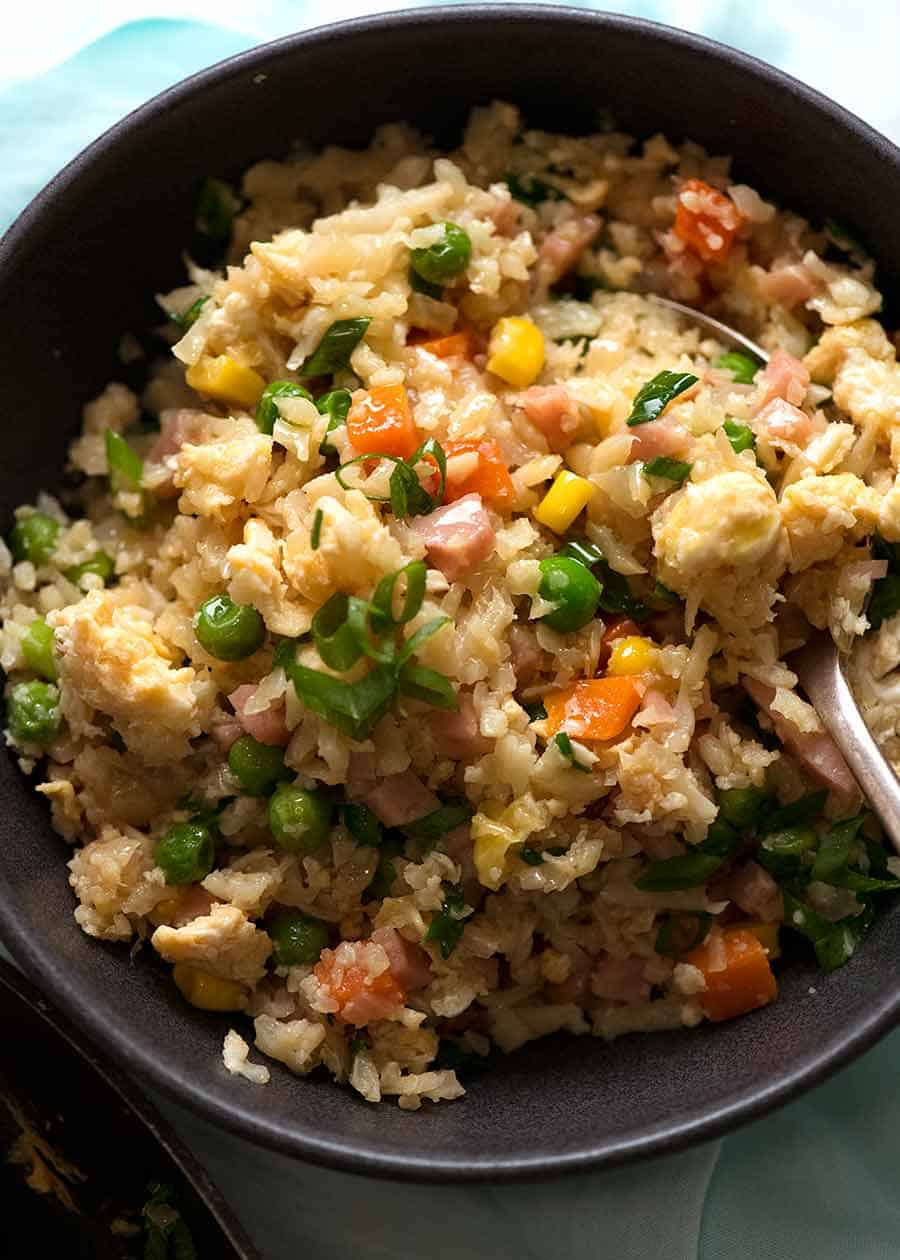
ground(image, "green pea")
xmin=268 ymin=909 xmax=330 ymax=967
xmin=228 ymin=734 xmax=287 ymax=796
xmin=66 ymin=550 xmax=115 ymax=588
xmin=7 ymin=680 xmax=60 ymax=746
xmin=255 ymin=381 xmax=314 ymax=436
xmin=268 ymin=784 xmax=333 ymax=853
xmin=155 ymin=821 xmax=215 ymax=885
xmin=717 ymin=786 xmax=770 ymax=831
xmin=410 ymin=222 xmax=472 ymax=286
xmin=9 ymin=512 xmax=60 ymax=566
xmin=342 ymin=802 xmax=383 ymax=847
xmin=194 ymin=593 xmax=265 ymax=661
xmin=538 ymin=555 xmax=602 ymax=633
xmin=21 ymin=618 xmax=57 ymax=681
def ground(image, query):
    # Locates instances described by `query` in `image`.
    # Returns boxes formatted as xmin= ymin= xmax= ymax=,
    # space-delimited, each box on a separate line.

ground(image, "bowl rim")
xmin=2 ymin=3 xmax=900 ymax=1182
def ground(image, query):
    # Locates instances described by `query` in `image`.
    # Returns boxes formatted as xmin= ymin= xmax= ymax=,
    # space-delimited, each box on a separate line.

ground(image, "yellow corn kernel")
xmin=533 ymin=470 xmax=595 ymax=533
xmin=486 ymin=317 xmax=545 ymax=387
xmin=185 ymin=354 xmax=266 ymax=411
xmin=173 ymin=963 xmax=248 ymax=1012
xmin=740 ymin=921 xmax=781 ymax=960
xmin=607 ymin=635 xmax=658 ymax=676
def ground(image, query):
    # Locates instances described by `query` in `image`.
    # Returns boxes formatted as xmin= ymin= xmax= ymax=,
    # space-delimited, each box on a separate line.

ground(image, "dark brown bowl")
xmin=1 ymin=6 xmax=899 ymax=1181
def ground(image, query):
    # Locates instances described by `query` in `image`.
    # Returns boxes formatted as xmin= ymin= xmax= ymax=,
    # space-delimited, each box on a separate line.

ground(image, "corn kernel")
xmin=533 ymin=470 xmax=595 ymax=533
xmin=185 ymin=354 xmax=266 ymax=411
xmin=173 ymin=963 xmax=248 ymax=1011
xmin=740 ymin=921 xmax=781 ymax=960
xmin=607 ymin=635 xmax=658 ymax=676
xmin=486 ymin=317 xmax=545 ymax=387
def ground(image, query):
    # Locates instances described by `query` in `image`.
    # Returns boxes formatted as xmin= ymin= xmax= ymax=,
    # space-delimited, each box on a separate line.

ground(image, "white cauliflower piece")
xmin=52 ymin=589 xmax=213 ymax=765
xmin=253 ymin=1015 xmax=326 ymax=1075
xmin=781 ymin=473 xmax=880 ymax=571
xmin=151 ymin=903 xmax=272 ymax=986
xmin=68 ymin=824 xmax=162 ymax=941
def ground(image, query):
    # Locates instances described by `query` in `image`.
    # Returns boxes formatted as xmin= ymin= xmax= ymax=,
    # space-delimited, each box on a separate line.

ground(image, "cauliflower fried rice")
xmin=5 ymin=102 xmax=900 ymax=1108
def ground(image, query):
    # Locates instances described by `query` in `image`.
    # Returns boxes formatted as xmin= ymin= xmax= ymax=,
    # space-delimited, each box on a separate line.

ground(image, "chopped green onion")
xmin=717 ymin=786 xmax=771 ymax=831
xmin=722 ymin=418 xmax=756 ymax=455
xmin=342 ymin=802 xmax=384 ymax=848
xmin=716 ymin=352 xmax=760 ymax=384
xmin=317 ymin=388 xmax=353 ymax=454
xmin=655 ymin=911 xmax=712 ymax=957
xmin=255 ymin=381 xmax=313 ymax=436
xmin=408 ymin=802 xmax=472 ymax=843
xmin=867 ymin=573 xmax=900 ymax=632
xmin=365 ymin=833 xmax=405 ymax=900
xmin=652 ymin=580 xmax=681 ymax=606
xmin=410 ymin=222 xmax=472 ymax=286
xmin=105 ymin=429 xmax=144 ymax=492
xmin=520 ymin=846 xmax=545 ymax=866
xmin=644 ymin=457 xmax=692 ymax=485
xmin=626 ymin=371 xmax=698 ymax=427
xmin=558 ymin=538 xmax=604 ymax=569
xmin=336 ymin=441 xmax=447 ymax=520
xmin=371 ymin=560 xmax=427 ymax=628
xmin=196 ymin=176 xmax=242 ymax=241
xmin=397 ymin=660 xmax=458 ymax=710
xmin=397 ymin=616 xmax=451 ymax=664
xmin=760 ymin=790 xmax=827 ymax=834
xmin=312 ymin=593 xmax=370 ymax=671
xmin=823 ymin=868 xmax=900 ymax=894
xmin=409 ymin=267 xmax=444 ymax=299
xmin=299 ymin=317 xmax=371 ymax=379
xmin=171 ymin=296 xmax=208 ymax=331
xmin=699 ymin=816 xmax=741 ymax=858
xmin=286 ymin=659 xmax=398 ymax=742
xmin=504 ymin=173 xmax=563 ymax=207
xmin=310 ymin=508 xmax=323 ymax=551
xmin=781 ymin=888 xmax=872 ymax=973
xmin=635 ymin=851 xmax=723 ymax=891
xmin=554 ymin=731 xmax=590 ymax=772
xmin=424 ymin=884 xmax=468 ymax=958
xmin=757 ymin=825 xmax=817 ymax=879
xmin=524 ymin=700 xmax=547 ymax=722
xmin=811 ymin=815 xmax=865 ymax=882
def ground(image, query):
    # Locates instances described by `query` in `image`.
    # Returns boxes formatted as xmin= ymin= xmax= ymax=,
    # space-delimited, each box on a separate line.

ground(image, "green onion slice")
xmin=626 ymin=370 xmax=698 ymax=426
xmin=424 ymin=884 xmax=469 ymax=958
xmin=371 ymin=560 xmax=427 ymax=627
xmin=722 ymin=419 xmax=756 ymax=455
xmin=554 ymin=731 xmax=590 ymax=772
xmin=310 ymin=508 xmax=323 ymax=551
xmin=408 ymin=802 xmax=473 ymax=842
xmin=299 ymin=317 xmax=371 ymax=378
xmin=397 ymin=661 xmax=458 ymax=710
xmin=716 ymin=352 xmax=760 ymax=384
xmin=644 ymin=457 xmax=692 ymax=485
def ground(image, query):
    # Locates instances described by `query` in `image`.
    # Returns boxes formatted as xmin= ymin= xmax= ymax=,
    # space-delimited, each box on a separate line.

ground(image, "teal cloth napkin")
xmin=3 ymin=8 xmax=900 ymax=1258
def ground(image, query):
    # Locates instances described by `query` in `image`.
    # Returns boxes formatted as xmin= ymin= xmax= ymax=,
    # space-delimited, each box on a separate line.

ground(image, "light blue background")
xmin=3 ymin=5 xmax=900 ymax=1258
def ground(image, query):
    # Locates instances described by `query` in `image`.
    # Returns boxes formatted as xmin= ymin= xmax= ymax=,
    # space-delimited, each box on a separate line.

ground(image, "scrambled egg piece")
xmin=174 ymin=415 xmax=272 ymax=521
xmin=653 ymin=470 xmax=784 ymax=580
xmin=152 ymin=902 xmax=272 ymax=986
xmin=780 ymin=473 xmax=880 ymax=571
xmin=227 ymin=518 xmax=313 ymax=638
xmin=52 ymin=589 xmax=213 ymax=764
xmin=805 ymin=320 xmax=900 ymax=443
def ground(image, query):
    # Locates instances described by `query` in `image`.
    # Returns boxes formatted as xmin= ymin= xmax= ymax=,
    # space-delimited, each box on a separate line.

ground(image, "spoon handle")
xmin=793 ymin=638 xmax=900 ymax=855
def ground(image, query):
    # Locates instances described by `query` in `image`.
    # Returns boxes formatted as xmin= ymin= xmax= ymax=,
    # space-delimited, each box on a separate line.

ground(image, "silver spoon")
xmin=651 ymin=295 xmax=900 ymax=855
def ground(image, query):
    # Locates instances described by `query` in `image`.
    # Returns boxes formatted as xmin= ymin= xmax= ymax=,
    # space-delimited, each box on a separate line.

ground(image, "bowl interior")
xmin=2 ymin=6 xmax=899 ymax=1179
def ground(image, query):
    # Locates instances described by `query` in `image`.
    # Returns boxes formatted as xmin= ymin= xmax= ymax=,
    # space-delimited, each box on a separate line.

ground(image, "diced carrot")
xmin=685 ymin=927 xmax=778 ymax=1023
xmin=346 ymin=384 xmax=419 ymax=460
xmin=673 ymin=178 xmax=744 ymax=263
xmin=416 ymin=331 xmax=474 ymax=359
xmin=314 ymin=951 xmax=405 ymax=1026
xmin=544 ymin=676 xmax=643 ymax=741
xmin=444 ymin=438 xmax=515 ymax=508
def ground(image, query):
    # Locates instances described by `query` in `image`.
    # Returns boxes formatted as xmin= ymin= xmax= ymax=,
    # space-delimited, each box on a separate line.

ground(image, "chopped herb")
xmin=520 ymin=846 xmax=545 ymax=866
xmin=811 ymin=815 xmax=865 ymax=882
xmin=824 ymin=217 xmax=870 ymax=258
xmin=554 ymin=731 xmax=591 ymax=772
xmin=365 ymin=833 xmax=405 ymax=900
xmin=408 ymin=802 xmax=473 ymax=842
xmin=312 ymin=592 xmax=394 ymax=671
xmin=195 ymin=176 xmax=242 ymax=241
xmin=409 ymin=267 xmax=444 ymax=299
xmin=557 ymin=334 xmax=592 ymax=358
xmin=336 ymin=437 xmax=447 ymax=520
xmin=644 ymin=456 xmax=692 ymax=485
xmin=722 ymin=418 xmax=756 ymax=455
xmin=716 ymin=351 xmax=760 ymax=384
xmin=370 ymin=559 xmax=427 ymax=627
xmin=626 ymin=370 xmax=698 ymax=426
xmin=397 ymin=660 xmax=459 ymax=710
xmin=759 ymin=790 xmax=827 ymax=834
xmin=757 ymin=825 xmax=817 ymax=880
xmin=171 ymin=296 xmax=209 ymax=331
xmin=524 ymin=700 xmax=547 ymax=722
xmin=310 ymin=508 xmax=323 ymax=551
xmin=285 ymin=658 xmax=398 ymax=742
xmin=317 ymin=387 xmax=353 ymax=454
xmin=781 ymin=888 xmax=873 ymax=973
xmin=823 ymin=868 xmax=900 ymax=894
xmin=655 ymin=911 xmax=713 ymax=957
xmin=636 ymin=816 xmax=739 ymax=890
xmin=105 ymin=428 xmax=143 ymax=492
xmin=342 ymin=802 xmax=383 ymax=848
xmin=425 ymin=884 xmax=469 ymax=958
xmin=255 ymin=380 xmax=313 ymax=435
xmin=504 ymin=172 xmax=563 ymax=207
xmin=652 ymin=580 xmax=682 ymax=606
xmin=717 ymin=785 xmax=772 ymax=831
xmin=299 ymin=317 xmax=371 ymax=378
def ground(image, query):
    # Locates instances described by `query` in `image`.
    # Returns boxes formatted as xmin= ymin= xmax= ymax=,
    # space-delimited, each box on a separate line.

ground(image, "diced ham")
xmin=627 ymin=417 xmax=691 ymax=463
xmin=755 ymin=349 xmax=810 ymax=409
xmin=169 ymin=885 xmax=215 ymax=928
xmin=755 ymin=398 xmax=817 ymax=450
xmin=371 ymin=927 xmax=433 ymax=991
xmin=439 ymin=823 xmax=481 ymax=906
xmin=489 ymin=194 xmax=520 ymax=237
xmin=210 ymin=717 xmax=243 ymax=752
xmin=518 ymin=385 xmax=581 ymax=451
xmin=743 ymin=677 xmax=858 ymax=802
xmin=590 ymin=955 xmax=651 ymax=1004
xmin=428 ymin=692 xmax=491 ymax=760
xmin=757 ymin=261 xmax=819 ymax=309
xmin=228 ymin=684 xmax=290 ymax=747
xmin=313 ymin=941 xmax=406 ymax=1026
xmin=547 ymin=954 xmax=592 ymax=1005
xmin=639 ymin=830 xmax=685 ymax=860
xmin=723 ymin=860 xmax=783 ymax=923
xmin=411 ymin=493 xmax=495 ymax=582
xmin=536 ymin=213 xmax=602 ymax=285
xmin=364 ymin=770 xmax=439 ymax=828
xmin=509 ymin=624 xmax=547 ymax=688
xmin=346 ymin=751 xmax=378 ymax=799
xmin=147 ymin=409 xmax=208 ymax=497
